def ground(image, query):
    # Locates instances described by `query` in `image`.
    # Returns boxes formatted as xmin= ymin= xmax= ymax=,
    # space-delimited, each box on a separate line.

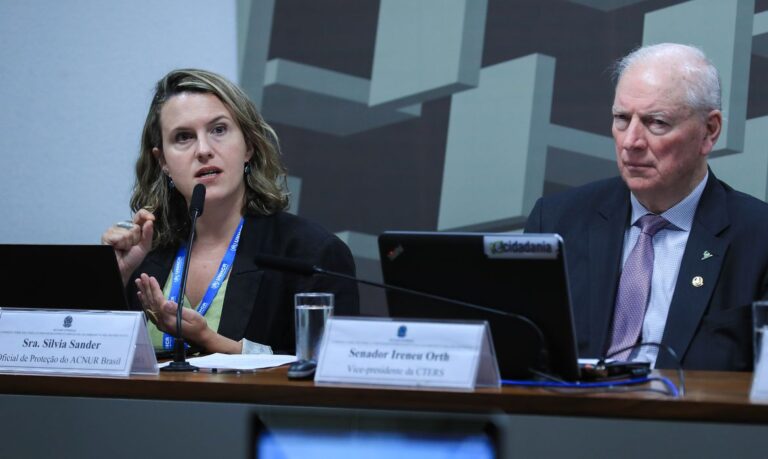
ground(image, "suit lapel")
xmin=217 ymin=216 xmax=266 ymax=340
xmin=588 ymin=180 xmax=630 ymax=356
xmin=125 ymin=246 xmax=174 ymax=310
xmin=657 ymin=176 xmax=730 ymax=367
xmin=141 ymin=247 xmax=175 ymax=286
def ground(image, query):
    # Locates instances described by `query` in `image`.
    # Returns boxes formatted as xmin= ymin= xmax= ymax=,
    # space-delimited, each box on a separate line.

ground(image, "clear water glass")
xmin=295 ymin=292 xmax=334 ymax=363
xmin=754 ymin=301 xmax=768 ymax=368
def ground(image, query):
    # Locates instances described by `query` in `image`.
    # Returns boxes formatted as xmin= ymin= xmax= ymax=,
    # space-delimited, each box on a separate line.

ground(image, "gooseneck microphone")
xmin=162 ymin=183 xmax=205 ymax=373
xmin=253 ymin=254 xmax=552 ymax=376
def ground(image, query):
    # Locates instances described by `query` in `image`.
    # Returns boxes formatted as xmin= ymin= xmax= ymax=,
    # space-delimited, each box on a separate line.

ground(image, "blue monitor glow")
xmin=256 ymin=429 xmax=495 ymax=459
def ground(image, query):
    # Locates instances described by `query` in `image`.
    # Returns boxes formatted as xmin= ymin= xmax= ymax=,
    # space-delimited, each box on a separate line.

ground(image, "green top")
xmin=148 ymin=273 xmax=229 ymax=350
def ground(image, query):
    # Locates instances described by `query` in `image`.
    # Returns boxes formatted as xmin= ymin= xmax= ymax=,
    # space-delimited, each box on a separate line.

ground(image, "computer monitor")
xmin=251 ymin=409 xmax=501 ymax=459
xmin=0 ymin=244 xmax=129 ymax=310
xmin=378 ymin=232 xmax=580 ymax=381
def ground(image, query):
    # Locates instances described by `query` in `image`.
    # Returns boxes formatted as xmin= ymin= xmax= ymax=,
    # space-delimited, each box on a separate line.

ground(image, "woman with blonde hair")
xmin=102 ymin=69 xmax=358 ymax=355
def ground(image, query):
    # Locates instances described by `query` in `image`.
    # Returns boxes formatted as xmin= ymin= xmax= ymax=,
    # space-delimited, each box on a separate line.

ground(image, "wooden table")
xmin=1 ymin=369 xmax=767 ymax=458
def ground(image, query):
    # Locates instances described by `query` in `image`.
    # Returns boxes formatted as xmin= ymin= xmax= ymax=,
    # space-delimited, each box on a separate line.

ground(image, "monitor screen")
xmin=378 ymin=232 xmax=580 ymax=381
xmin=252 ymin=410 xmax=500 ymax=459
xmin=0 ymin=244 xmax=129 ymax=310
xmin=257 ymin=430 xmax=494 ymax=458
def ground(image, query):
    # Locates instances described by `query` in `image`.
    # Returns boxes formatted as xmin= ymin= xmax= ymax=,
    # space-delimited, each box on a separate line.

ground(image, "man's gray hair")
xmin=613 ymin=43 xmax=721 ymax=114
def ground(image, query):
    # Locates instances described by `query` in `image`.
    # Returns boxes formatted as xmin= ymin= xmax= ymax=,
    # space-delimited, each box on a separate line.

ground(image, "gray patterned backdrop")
xmin=236 ymin=0 xmax=768 ymax=314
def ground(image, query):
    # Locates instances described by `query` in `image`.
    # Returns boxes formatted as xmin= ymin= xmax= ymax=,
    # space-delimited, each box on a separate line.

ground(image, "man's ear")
xmin=701 ymin=109 xmax=722 ymax=156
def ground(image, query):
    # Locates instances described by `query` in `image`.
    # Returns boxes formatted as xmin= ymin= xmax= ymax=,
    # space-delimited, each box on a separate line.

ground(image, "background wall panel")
xmin=2 ymin=0 xmax=767 ymax=315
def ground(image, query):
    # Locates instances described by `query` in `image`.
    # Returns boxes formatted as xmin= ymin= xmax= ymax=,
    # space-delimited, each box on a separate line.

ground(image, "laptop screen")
xmin=0 ymin=244 xmax=129 ymax=310
xmin=378 ymin=232 xmax=580 ymax=381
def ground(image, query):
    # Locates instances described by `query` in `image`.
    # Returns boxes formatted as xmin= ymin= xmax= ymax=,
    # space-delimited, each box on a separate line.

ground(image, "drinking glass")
xmin=295 ymin=292 xmax=334 ymax=363
xmin=753 ymin=301 xmax=768 ymax=368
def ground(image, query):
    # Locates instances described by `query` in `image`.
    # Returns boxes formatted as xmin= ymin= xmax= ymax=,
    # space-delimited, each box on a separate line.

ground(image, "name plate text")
xmin=315 ymin=317 xmax=499 ymax=389
xmin=0 ymin=308 xmax=157 ymax=376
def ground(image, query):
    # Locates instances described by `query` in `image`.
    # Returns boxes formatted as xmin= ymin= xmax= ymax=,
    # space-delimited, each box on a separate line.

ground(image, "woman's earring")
xmin=244 ymin=162 xmax=252 ymax=176
xmin=163 ymin=170 xmax=175 ymax=190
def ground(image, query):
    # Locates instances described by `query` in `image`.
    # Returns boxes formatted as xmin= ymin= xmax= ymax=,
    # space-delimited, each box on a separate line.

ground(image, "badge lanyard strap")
xmin=162 ymin=218 xmax=244 ymax=350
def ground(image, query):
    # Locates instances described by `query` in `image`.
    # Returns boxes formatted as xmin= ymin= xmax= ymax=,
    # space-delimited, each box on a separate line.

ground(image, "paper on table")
xmin=158 ymin=353 xmax=296 ymax=371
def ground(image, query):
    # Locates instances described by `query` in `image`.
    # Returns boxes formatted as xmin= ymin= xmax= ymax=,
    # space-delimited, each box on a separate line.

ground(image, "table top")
xmin=1 ymin=367 xmax=766 ymax=424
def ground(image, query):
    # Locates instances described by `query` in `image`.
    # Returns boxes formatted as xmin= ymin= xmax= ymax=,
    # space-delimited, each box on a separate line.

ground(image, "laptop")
xmin=378 ymin=232 xmax=580 ymax=381
xmin=0 ymin=244 xmax=129 ymax=310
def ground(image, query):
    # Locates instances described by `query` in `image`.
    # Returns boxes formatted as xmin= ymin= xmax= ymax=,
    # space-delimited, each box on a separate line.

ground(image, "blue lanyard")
xmin=162 ymin=218 xmax=244 ymax=350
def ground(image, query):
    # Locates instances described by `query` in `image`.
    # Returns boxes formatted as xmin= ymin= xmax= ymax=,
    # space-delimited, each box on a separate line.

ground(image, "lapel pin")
xmin=701 ymin=251 xmax=713 ymax=261
xmin=692 ymin=276 xmax=704 ymax=287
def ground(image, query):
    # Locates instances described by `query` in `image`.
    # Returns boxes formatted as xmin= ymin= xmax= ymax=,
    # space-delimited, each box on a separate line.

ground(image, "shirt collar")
xmin=629 ymin=171 xmax=708 ymax=232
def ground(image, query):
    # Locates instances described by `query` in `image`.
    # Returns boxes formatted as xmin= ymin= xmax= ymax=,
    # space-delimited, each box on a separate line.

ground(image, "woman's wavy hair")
xmin=130 ymin=69 xmax=289 ymax=249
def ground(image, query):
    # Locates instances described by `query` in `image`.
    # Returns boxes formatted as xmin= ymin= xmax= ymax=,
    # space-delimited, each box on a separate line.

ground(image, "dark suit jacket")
xmin=524 ymin=173 xmax=768 ymax=371
xmin=126 ymin=212 xmax=360 ymax=354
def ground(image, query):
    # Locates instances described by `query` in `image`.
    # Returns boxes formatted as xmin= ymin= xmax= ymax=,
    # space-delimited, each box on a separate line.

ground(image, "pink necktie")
xmin=608 ymin=214 xmax=669 ymax=360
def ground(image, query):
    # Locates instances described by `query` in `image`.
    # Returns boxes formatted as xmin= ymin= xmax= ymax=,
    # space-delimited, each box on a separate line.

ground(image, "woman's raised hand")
xmin=101 ymin=209 xmax=155 ymax=285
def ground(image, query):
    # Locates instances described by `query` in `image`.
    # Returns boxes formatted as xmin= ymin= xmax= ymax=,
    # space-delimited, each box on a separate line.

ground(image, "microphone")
xmin=253 ymin=254 xmax=551 ymax=376
xmin=189 ymin=183 xmax=205 ymax=218
xmin=255 ymin=254 xmax=315 ymax=276
xmin=162 ymin=184 xmax=206 ymax=372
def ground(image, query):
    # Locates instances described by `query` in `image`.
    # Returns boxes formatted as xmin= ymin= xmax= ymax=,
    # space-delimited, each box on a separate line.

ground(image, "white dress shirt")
xmin=621 ymin=172 xmax=708 ymax=366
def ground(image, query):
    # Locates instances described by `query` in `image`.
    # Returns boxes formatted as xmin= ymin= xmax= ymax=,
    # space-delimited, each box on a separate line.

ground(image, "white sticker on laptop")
xmin=484 ymin=234 xmax=559 ymax=259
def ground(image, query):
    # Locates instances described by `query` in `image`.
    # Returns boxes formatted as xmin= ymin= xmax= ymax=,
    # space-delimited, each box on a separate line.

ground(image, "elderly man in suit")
xmin=525 ymin=43 xmax=768 ymax=371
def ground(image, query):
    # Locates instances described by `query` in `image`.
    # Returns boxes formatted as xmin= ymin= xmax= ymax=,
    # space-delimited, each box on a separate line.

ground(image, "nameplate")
xmin=0 ymin=308 xmax=158 ymax=376
xmin=315 ymin=317 xmax=500 ymax=389
xmin=750 ymin=325 xmax=768 ymax=402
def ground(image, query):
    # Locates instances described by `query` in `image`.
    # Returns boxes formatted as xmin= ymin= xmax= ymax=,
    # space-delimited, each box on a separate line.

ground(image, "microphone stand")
xmin=320 ymin=267 xmax=552 ymax=379
xmin=161 ymin=211 xmax=201 ymax=372
xmin=313 ymin=266 xmax=548 ymax=352
xmin=252 ymin=254 xmax=552 ymax=377
xmin=319 ymin=267 xmax=536 ymax=324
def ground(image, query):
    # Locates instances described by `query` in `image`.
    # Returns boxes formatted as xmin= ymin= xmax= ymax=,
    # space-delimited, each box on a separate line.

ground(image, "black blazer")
xmin=126 ymin=212 xmax=359 ymax=353
xmin=525 ymin=173 xmax=768 ymax=371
